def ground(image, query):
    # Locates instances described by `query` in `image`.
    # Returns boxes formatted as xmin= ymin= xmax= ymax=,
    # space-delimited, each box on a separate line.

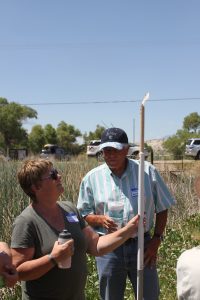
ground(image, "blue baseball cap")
xmin=100 ymin=128 xmax=129 ymax=150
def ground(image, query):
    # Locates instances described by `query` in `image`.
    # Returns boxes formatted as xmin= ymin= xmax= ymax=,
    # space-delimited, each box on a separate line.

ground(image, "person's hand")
xmin=144 ymin=237 xmax=161 ymax=268
xmin=97 ymin=215 xmax=118 ymax=233
xmin=125 ymin=214 xmax=140 ymax=236
xmin=1 ymin=265 xmax=18 ymax=287
xmin=0 ymin=252 xmax=18 ymax=287
xmin=50 ymin=239 xmax=74 ymax=264
xmin=0 ymin=251 xmax=11 ymax=272
xmin=85 ymin=214 xmax=118 ymax=232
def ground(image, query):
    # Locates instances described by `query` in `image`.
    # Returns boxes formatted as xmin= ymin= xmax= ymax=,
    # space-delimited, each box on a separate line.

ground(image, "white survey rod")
xmin=137 ymin=93 xmax=149 ymax=300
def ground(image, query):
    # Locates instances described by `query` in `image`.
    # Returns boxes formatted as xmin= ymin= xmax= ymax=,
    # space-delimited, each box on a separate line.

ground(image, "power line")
xmin=1 ymin=97 xmax=200 ymax=107
xmin=18 ymin=97 xmax=200 ymax=106
xmin=0 ymin=40 xmax=200 ymax=50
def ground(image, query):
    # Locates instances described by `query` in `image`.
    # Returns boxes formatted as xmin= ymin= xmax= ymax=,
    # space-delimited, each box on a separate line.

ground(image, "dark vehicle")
xmin=9 ymin=148 xmax=28 ymax=160
xmin=40 ymin=144 xmax=70 ymax=160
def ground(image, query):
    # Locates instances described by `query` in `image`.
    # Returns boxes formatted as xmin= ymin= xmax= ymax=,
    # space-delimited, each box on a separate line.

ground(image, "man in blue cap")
xmin=77 ymin=127 xmax=175 ymax=300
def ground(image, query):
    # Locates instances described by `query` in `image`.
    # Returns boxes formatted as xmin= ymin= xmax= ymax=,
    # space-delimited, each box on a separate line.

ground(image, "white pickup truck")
xmin=128 ymin=143 xmax=149 ymax=159
xmin=87 ymin=140 xmax=149 ymax=159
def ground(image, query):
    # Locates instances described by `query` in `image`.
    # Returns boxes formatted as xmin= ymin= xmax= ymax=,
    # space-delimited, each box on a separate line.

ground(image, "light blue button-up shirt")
xmin=77 ymin=159 xmax=175 ymax=235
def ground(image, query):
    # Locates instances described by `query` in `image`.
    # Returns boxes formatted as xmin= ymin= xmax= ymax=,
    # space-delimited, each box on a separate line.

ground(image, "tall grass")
xmin=0 ymin=158 xmax=199 ymax=299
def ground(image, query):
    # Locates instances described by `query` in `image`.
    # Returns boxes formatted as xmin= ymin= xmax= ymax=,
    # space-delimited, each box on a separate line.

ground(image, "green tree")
xmin=44 ymin=124 xmax=57 ymax=144
xmin=29 ymin=125 xmax=45 ymax=154
xmin=0 ymin=98 xmax=37 ymax=152
xmin=183 ymin=112 xmax=200 ymax=133
xmin=0 ymin=132 xmax=5 ymax=153
xmin=163 ymin=129 xmax=192 ymax=159
xmin=163 ymin=112 xmax=200 ymax=158
xmin=83 ymin=125 xmax=105 ymax=144
xmin=56 ymin=121 xmax=81 ymax=153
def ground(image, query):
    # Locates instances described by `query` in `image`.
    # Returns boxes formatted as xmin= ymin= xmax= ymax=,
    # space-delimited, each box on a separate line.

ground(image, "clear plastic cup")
xmin=111 ymin=217 xmax=123 ymax=230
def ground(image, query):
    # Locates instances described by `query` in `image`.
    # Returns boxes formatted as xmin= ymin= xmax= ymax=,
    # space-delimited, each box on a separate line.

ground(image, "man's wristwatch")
xmin=153 ymin=233 xmax=164 ymax=241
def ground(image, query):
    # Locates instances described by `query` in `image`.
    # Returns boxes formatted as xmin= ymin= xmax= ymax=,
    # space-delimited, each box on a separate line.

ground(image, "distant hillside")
xmin=146 ymin=139 xmax=165 ymax=152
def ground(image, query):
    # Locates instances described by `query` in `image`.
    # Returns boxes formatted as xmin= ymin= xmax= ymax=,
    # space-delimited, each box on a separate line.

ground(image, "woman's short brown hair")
xmin=18 ymin=159 xmax=53 ymax=202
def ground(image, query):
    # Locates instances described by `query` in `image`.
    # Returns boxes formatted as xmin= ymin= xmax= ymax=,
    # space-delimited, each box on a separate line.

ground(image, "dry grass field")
xmin=154 ymin=159 xmax=200 ymax=177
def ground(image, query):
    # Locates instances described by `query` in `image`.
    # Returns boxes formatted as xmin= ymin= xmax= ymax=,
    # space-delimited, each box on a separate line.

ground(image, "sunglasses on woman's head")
xmin=42 ymin=168 xmax=58 ymax=181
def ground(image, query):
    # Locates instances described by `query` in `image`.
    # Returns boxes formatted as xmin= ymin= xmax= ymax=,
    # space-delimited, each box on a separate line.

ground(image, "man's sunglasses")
xmin=42 ymin=168 xmax=59 ymax=181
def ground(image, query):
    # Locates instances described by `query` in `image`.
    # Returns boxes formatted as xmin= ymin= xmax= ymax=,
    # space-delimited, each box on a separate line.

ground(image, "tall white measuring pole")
xmin=137 ymin=92 xmax=150 ymax=300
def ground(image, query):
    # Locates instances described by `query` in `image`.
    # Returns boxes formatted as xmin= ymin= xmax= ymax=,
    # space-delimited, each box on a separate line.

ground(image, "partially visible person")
xmin=0 ymin=242 xmax=18 ymax=287
xmin=11 ymin=159 xmax=140 ymax=300
xmin=77 ymin=127 xmax=176 ymax=300
xmin=176 ymin=246 xmax=200 ymax=300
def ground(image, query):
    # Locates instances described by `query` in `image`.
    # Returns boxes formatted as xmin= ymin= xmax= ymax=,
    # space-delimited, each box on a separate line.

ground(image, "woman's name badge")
xmin=66 ymin=213 xmax=79 ymax=222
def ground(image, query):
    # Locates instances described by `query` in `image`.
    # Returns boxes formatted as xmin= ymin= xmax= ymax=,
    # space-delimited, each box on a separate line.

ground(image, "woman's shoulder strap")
xmin=58 ymin=200 xmax=77 ymax=213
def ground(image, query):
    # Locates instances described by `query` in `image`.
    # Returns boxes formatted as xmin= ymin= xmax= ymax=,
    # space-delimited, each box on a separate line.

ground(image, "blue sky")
xmin=1 ymin=1 xmax=200 ymax=143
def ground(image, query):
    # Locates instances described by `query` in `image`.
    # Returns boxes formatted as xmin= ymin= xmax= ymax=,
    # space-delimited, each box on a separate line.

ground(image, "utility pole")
xmin=133 ymin=117 xmax=135 ymax=143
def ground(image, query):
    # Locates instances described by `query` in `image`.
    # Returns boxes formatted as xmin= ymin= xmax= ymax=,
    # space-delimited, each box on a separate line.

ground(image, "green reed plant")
xmin=0 ymin=161 xmax=30 ymax=243
xmin=56 ymin=158 xmax=99 ymax=203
